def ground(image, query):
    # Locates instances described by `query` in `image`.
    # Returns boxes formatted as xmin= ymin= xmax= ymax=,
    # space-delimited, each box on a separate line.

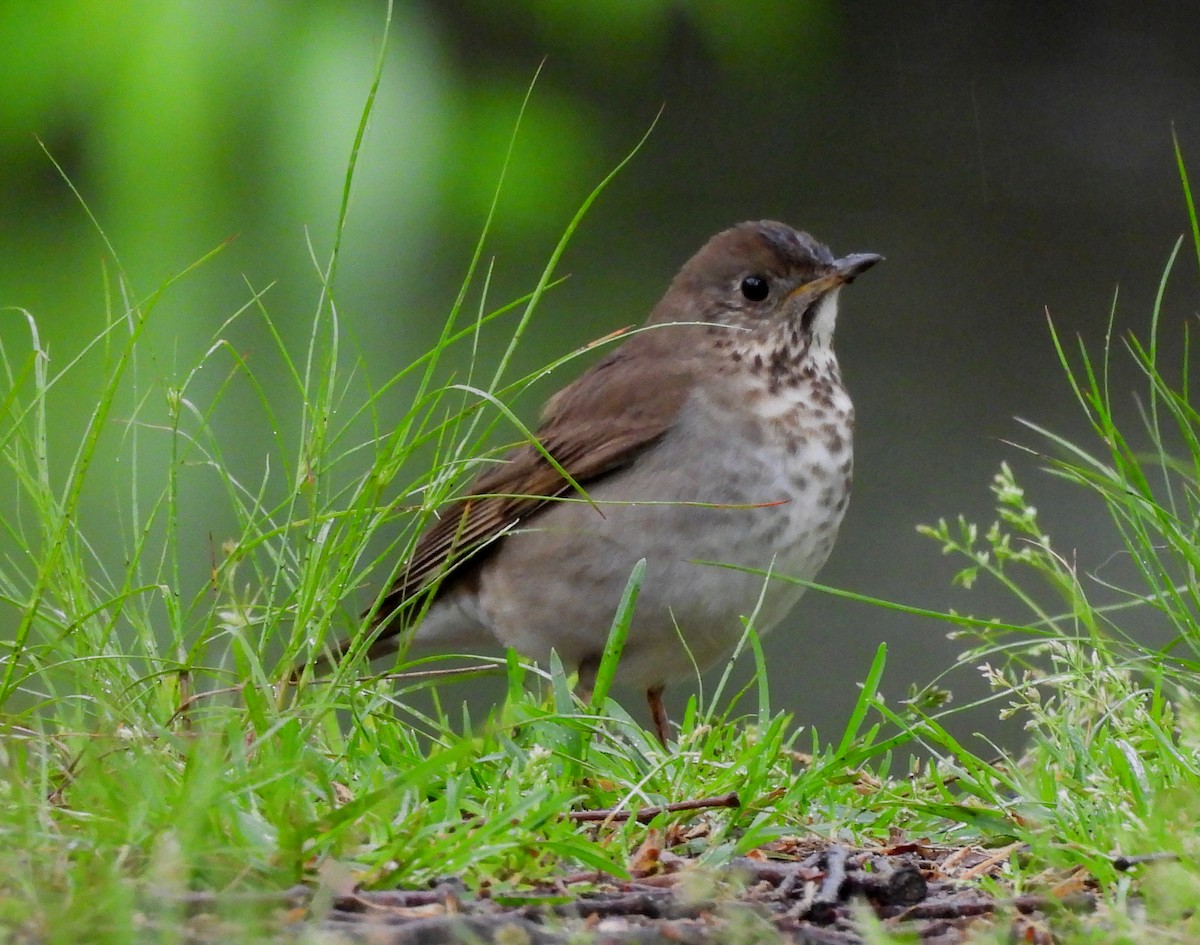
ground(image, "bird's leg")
xmin=646 ymin=684 xmax=670 ymax=746
xmin=577 ymin=657 xmax=598 ymax=707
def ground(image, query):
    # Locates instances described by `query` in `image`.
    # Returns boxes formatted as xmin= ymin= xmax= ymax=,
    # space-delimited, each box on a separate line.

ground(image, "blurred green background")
xmin=4 ymin=0 xmax=1199 ymax=743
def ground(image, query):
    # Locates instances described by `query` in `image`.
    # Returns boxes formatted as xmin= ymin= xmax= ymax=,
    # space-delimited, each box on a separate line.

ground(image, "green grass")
xmin=4 ymin=42 xmax=1200 ymax=944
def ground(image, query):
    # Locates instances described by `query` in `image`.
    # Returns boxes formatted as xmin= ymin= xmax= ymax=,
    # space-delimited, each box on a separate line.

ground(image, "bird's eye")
xmin=740 ymin=275 xmax=770 ymax=302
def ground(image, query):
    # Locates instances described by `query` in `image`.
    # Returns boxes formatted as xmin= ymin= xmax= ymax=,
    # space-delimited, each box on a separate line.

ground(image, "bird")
xmin=321 ymin=221 xmax=881 ymax=744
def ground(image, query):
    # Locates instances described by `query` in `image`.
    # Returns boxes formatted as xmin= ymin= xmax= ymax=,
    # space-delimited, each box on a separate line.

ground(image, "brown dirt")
xmin=289 ymin=838 xmax=1094 ymax=944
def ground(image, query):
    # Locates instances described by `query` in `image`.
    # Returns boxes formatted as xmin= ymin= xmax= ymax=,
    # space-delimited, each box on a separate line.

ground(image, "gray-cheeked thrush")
xmin=325 ymin=221 xmax=881 ymax=744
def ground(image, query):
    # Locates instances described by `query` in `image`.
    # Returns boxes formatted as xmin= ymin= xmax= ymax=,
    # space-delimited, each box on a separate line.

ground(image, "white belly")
xmin=474 ymin=371 xmax=854 ymax=690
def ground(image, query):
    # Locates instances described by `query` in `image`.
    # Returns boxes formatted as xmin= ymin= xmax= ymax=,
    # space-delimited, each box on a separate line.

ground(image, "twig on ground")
xmin=568 ymin=791 xmax=740 ymax=824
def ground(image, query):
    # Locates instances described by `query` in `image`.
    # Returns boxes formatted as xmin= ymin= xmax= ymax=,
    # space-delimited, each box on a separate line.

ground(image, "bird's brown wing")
xmin=337 ymin=329 xmax=700 ymax=665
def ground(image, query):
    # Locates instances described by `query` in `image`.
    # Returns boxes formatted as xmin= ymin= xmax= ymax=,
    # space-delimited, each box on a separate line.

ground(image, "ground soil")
xmin=186 ymin=836 xmax=1094 ymax=944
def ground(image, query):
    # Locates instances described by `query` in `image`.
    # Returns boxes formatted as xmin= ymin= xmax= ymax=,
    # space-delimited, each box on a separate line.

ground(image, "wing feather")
xmin=341 ymin=329 xmax=699 ymax=663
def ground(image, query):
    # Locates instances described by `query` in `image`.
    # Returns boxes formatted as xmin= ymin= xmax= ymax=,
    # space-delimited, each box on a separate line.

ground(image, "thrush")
xmin=325 ymin=221 xmax=881 ymax=744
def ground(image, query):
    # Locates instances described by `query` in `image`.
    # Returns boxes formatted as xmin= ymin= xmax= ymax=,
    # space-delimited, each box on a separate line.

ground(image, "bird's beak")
xmin=832 ymin=252 xmax=884 ymax=282
xmin=789 ymin=252 xmax=883 ymax=301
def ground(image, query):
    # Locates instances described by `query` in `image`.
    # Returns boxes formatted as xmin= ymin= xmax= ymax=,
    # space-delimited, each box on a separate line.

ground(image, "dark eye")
xmin=740 ymin=275 xmax=770 ymax=302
